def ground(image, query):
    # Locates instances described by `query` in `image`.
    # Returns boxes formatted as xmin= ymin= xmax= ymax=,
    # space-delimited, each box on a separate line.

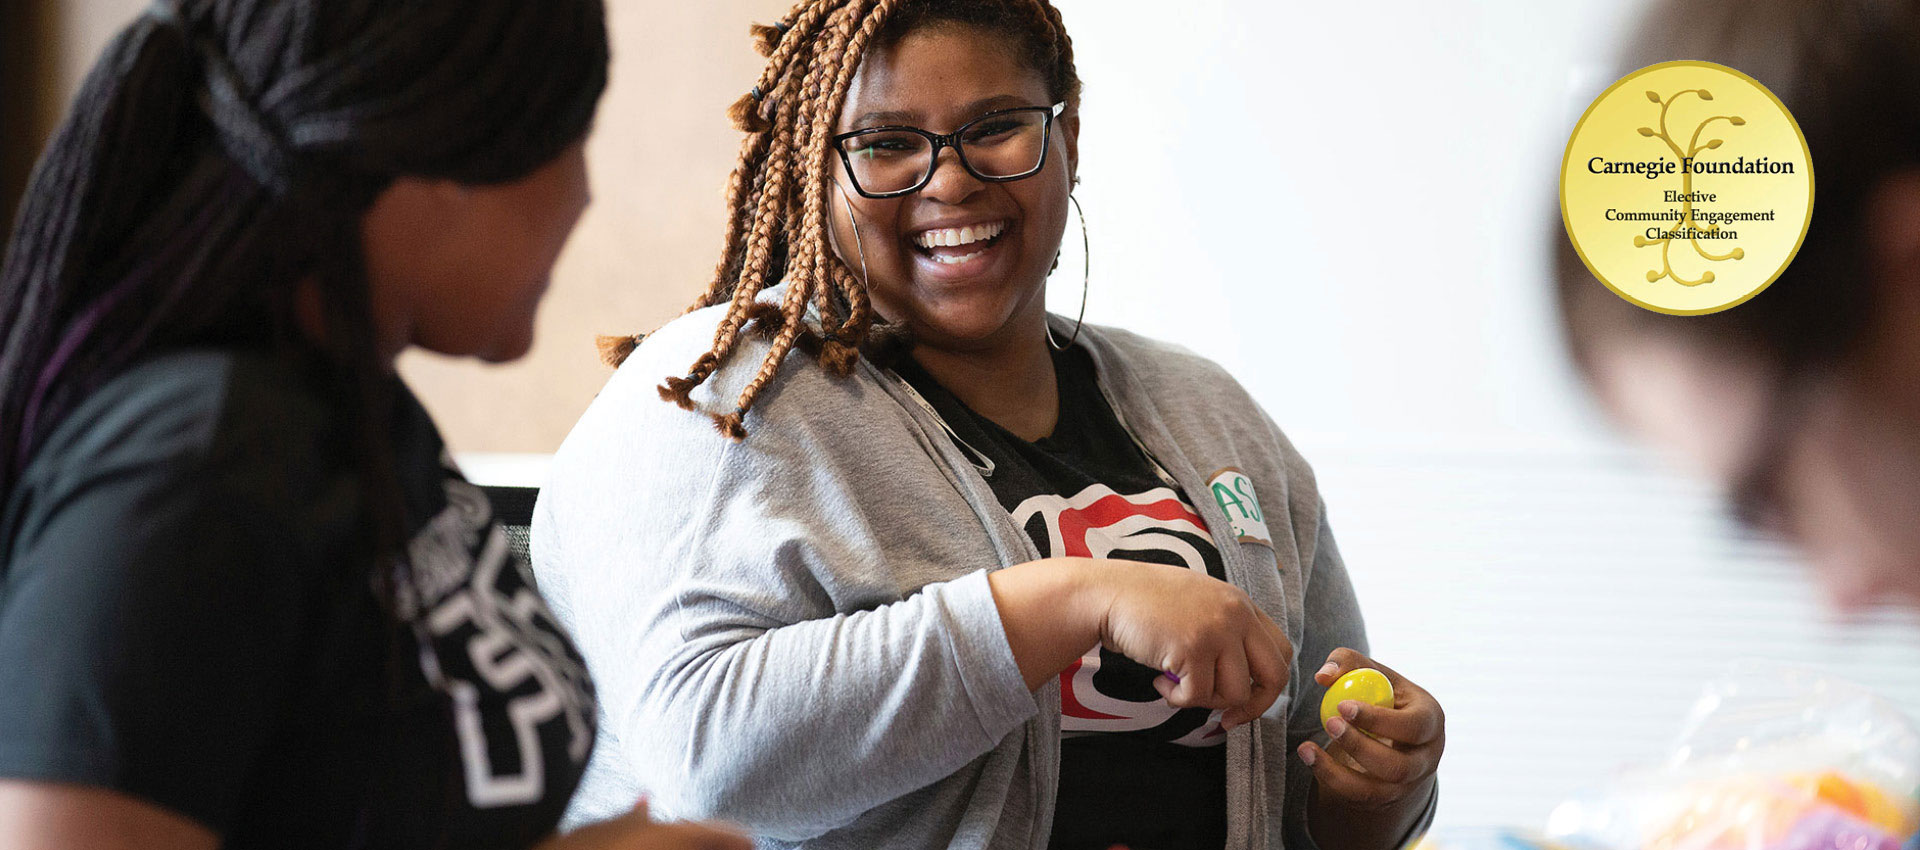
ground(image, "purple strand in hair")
xmin=14 ymin=188 xmax=229 ymax=470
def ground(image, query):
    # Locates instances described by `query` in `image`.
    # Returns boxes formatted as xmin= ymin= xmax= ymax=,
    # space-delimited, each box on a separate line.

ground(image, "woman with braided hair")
xmin=0 ymin=2 xmax=746 ymax=849
xmin=537 ymin=1 xmax=1446 ymax=848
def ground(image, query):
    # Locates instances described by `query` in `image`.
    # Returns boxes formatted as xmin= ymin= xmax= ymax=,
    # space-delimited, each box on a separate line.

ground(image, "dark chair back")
xmin=480 ymin=485 xmax=540 ymax=572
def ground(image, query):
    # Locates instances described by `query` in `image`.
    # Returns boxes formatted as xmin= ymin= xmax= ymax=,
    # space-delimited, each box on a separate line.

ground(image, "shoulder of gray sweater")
xmin=1084 ymin=323 xmax=1314 ymax=459
xmin=1082 ymin=321 xmax=1323 ymax=514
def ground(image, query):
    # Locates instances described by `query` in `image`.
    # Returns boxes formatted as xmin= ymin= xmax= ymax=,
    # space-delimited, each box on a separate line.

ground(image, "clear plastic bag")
xmin=1545 ymin=662 xmax=1920 ymax=850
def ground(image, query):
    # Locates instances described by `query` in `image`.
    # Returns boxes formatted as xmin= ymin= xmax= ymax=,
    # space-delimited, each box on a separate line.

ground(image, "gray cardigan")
xmin=533 ymin=289 xmax=1390 ymax=849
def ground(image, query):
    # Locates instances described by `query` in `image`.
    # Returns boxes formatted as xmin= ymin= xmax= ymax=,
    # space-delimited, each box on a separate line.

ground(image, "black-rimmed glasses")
xmin=832 ymin=102 xmax=1066 ymax=199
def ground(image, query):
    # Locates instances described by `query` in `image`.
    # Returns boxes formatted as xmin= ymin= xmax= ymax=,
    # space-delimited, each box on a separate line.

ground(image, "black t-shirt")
xmin=0 ymin=349 xmax=596 ymax=849
xmin=896 ymin=345 xmax=1229 ymax=850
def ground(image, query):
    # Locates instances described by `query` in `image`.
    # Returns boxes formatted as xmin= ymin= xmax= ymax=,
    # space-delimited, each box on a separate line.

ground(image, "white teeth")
xmin=932 ymin=248 xmax=989 ymax=265
xmin=914 ymin=221 xmax=1006 ymax=250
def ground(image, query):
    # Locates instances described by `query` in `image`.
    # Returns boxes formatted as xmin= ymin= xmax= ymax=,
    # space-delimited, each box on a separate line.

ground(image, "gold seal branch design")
xmin=1630 ymin=89 xmax=1749 ymax=287
xmin=1561 ymin=60 xmax=1813 ymax=315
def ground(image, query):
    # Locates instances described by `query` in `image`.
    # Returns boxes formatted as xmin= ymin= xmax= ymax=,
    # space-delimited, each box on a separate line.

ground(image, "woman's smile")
xmin=826 ymin=23 xmax=1077 ymax=350
xmin=907 ymin=216 xmax=1018 ymax=280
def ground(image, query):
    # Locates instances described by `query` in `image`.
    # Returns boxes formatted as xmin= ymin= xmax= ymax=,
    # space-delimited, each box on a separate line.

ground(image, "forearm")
xmin=623 ymin=571 xmax=1036 ymax=839
xmin=638 ymin=560 xmax=1112 ymax=832
xmin=985 ymin=558 xmax=1108 ymax=690
xmin=531 ymin=804 xmax=751 ymax=850
xmin=1306 ymin=773 xmax=1437 ymax=850
xmin=0 ymin=783 xmax=217 ymax=850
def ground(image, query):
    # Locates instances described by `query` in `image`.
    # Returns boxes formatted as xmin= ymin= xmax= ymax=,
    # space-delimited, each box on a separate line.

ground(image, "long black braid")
xmin=0 ymin=0 xmax=607 ymax=566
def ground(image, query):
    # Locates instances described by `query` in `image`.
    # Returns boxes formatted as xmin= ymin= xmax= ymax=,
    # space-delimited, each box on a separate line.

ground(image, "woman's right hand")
xmin=987 ymin=558 xmax=1291 ymax=731
xmin=1092 ymin=560 xmax=1291 ymax=729
xmin=536 ymin=800 xmax=752 ymax=850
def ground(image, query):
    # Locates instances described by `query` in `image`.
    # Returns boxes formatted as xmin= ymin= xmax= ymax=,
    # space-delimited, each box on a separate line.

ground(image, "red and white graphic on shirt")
xmin=1010 ymin=484 xmax=1226 ymax=745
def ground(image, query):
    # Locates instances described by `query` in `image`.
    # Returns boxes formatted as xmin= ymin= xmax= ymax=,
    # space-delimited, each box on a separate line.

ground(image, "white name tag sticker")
xmin=1207 ymin=467 xmax=1272 ymax=547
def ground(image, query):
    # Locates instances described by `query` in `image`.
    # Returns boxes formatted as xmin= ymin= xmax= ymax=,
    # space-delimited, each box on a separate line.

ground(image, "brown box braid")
xmin=599 ymin=0 xmax=1082 ymax=441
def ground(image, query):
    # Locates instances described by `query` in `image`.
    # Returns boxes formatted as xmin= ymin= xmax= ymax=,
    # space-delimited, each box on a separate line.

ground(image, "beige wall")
xmin=3 ymin=1 xmax=59 ymax=235
xmin=27 ymin=0 xmax=791 ymax=454
xmin=397 ymin=0 xmax=790 ymax=453
xmin=17 ymin=0 xmax=149 ymax=143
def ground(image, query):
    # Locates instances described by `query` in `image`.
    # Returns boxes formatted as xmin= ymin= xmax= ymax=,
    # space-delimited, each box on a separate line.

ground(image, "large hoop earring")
xmin=834 ymin=180 xmax=871 ymax=290
xmin=1047 ymin=192 xmax=1089 ymax=352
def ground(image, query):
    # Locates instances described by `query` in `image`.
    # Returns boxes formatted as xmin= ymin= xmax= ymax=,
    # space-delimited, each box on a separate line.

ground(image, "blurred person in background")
xmin=0 ymin=1 xmax=744 ymax=848
xmin=1556 ymin=6 xmax=1920 ymax=843
xmin=1558 ymin=0 xmax=1920 ymax=615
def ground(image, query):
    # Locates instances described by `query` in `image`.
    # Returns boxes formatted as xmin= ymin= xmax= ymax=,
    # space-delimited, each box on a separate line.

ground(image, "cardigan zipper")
xmin=887 ymin=371 xmax=998 ymax=477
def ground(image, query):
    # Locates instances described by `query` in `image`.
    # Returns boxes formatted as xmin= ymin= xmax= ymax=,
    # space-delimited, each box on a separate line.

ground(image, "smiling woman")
xmin=535 ymin=2 xmax=1446 ymax=849
xmin=1556 ymin=0 xmax=1920 ymax=611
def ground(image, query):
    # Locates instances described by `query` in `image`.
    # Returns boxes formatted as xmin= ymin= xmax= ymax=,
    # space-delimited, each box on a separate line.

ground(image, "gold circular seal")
xmin=1561 ymin=61 xmax=1813 ymax=316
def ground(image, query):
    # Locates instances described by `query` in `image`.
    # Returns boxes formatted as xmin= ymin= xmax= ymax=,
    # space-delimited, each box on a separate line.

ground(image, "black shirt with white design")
xmin=0 ymin=349 xmax=595 ymax=849
xmin=896 ymin=344 xmax=1229 ymax=850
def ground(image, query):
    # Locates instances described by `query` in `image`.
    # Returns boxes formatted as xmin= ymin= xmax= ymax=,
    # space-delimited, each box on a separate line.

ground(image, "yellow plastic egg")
xmin=1320 ymin=668 xmax=1395 ymax=735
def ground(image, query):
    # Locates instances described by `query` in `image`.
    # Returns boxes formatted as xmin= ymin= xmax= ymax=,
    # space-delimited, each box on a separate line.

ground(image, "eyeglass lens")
xmin=840 ymin=109 xmax=1049 ymax=195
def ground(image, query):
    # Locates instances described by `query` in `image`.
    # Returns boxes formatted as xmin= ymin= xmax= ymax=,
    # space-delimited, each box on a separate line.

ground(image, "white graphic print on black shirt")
xmin=0 ymin=353 xmax=598 ymax=847
xmin=401 ymin=468 xmax=597 ymax=809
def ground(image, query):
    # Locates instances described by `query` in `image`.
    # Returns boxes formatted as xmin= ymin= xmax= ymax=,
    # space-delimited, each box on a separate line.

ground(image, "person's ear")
xmin=1858 ymin=170 xmax=1920 ymax=389
xmin=826 ymin=179 xmax=857 ymax=267
xmin=365 ymin=176 xmax=470 ymax=245
xmin=1865 ymin=170 xmax=1920 ymax=322
xmin=1062 ymin=110 xmax=1081 ymax=186
xmin=359 ymin=175 xmax=467 ymax=302
xmin=1867 ymin=170 xmax=1920 ymax=274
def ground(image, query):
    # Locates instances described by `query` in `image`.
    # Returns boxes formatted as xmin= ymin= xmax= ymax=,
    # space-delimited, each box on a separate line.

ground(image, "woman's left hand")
xmin=1297 ymin=648 xmax=1445 ymax=811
